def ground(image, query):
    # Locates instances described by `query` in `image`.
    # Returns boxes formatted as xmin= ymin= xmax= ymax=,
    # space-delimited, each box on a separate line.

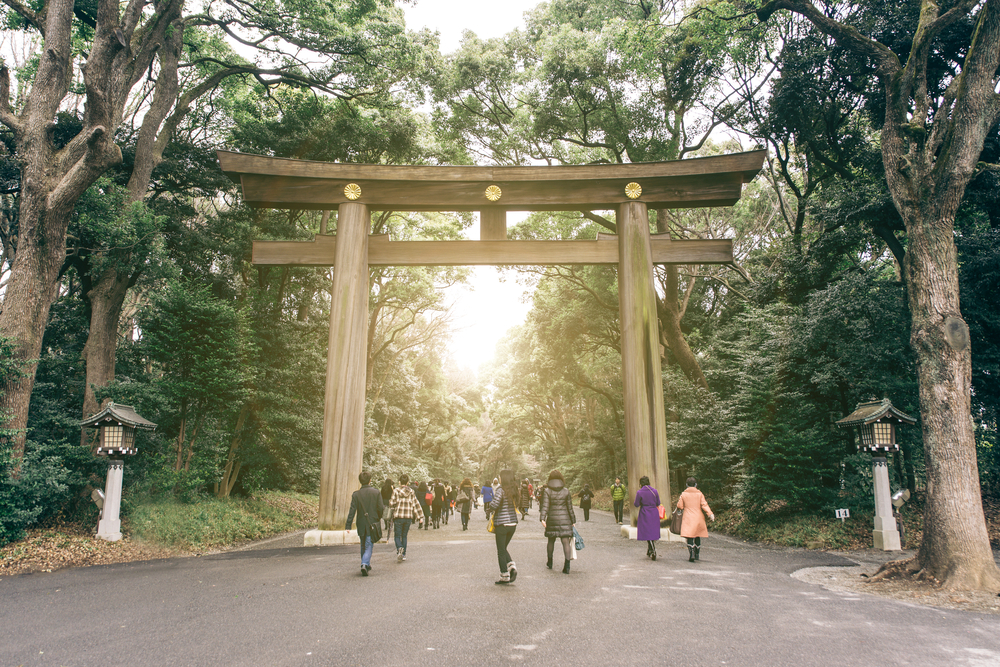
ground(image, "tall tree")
xmin=754 ymin=0 xmax=1000 ymax=590
xmin=0 ymin=0 xmax=421 ymax=463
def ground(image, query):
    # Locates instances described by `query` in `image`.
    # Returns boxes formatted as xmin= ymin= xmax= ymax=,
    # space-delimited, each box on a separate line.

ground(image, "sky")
xmin=401 ymin=0 xmax=542 ymax=371
xmin=440 ymin=228 xmax=533 ymax=372
xmin=402 ymin=0 xmax=539 ymax=53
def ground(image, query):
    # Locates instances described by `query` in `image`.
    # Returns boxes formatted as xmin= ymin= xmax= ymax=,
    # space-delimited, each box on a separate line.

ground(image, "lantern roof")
xmin=80 ymin=402 xmax=157 ymax=430
xmin=835 ymin=399 xmax=916 ymax=429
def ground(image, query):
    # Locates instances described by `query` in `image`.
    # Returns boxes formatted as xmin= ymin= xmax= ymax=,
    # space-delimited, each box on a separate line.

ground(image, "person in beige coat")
xmin=676 ymin=477 xmax=714 ymax=562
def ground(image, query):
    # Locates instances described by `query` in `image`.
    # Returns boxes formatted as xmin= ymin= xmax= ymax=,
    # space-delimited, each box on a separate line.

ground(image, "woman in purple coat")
xmin=634 ymin=475 xmax=661 ymax=560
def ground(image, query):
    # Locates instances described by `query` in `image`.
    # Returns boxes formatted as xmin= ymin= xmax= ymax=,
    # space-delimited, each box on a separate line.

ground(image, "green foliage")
xmin=0 ymin=442 xmax=75 ymax=546
xmin=125 ymin=491 xmax=318 ymax=550
xmin=960 ymin=225 xmax=1000 ymax=497
xmin=2 ymin=333 xmax=97 ymax=546
xmin=142 ymin=280 xmax=253 ymax=422
xmin=714 ymin=505 xmax=861 ymax=550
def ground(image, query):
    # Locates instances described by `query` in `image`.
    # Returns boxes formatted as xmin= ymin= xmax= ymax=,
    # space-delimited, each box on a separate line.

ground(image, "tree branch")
xmin=0 ymin=0 xmax=44 ymax=35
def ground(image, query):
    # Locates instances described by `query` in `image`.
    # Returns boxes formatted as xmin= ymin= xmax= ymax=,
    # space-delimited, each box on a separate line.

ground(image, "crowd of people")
xmin=345 ymin=470 xmax=714 ymax=581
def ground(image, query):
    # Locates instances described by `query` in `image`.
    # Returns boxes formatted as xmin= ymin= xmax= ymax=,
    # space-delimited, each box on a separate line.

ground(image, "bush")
xmin=0 ymin=441 xmax=77 ymax=546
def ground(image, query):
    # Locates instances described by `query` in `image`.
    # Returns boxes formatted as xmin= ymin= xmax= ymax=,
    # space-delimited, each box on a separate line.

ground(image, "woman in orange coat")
xmin=676 ymin=477 xmax=714 ymax=562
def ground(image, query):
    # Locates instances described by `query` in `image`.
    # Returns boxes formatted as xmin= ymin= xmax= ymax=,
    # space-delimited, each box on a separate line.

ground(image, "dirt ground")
xmin=792 ymin=548 xmax=1000 ymax=615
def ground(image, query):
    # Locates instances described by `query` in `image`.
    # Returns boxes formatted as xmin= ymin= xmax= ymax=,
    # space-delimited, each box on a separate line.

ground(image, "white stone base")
xmin=95 ymin=525 xmax=122 ymax=542
xmin=304 ymin=530 xmax=388 ymax=546
xmin=620 ymin=525 xmax=685 ymax=542
xmin=95 ymin=461 xmax=124 ymax=542
xmin=873 ymin=528 xmax=902 ymax=551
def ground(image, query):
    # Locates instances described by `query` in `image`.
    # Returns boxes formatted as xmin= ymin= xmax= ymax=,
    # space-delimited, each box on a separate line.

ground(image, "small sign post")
xmin=835 ymin=508 xmax=850 ymax=523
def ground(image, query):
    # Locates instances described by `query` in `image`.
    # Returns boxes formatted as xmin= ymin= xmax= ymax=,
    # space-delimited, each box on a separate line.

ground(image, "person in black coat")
xmin=380 ymin=477 xmax=394 ymax=539
xmin=417 ymin=481 xmax=430 ymax=529
xmin=432 ymin=480 xmax=445 ymax=529
xmin=577 ymin=484 xmax=595 ymax=521
xmin=455 ymin=478 xmax=475 ymax=530
xmin=346 ymin=471 xmax=384 ymax=576
xmin=540 ymin=470 xmax=577 ymax=574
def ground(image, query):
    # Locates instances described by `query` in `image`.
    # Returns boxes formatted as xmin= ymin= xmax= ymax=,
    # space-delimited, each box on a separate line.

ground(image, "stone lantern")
xmin=80 ymin=403 xmax=157 ymax=541
xmin=836 ymin=399 xmax=916 ymax=551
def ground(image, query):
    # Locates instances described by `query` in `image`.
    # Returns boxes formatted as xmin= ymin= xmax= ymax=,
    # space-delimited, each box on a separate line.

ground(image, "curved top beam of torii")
xmin=217 ymin=149 xmax=765 ymax=212
xmin=216 ymin=149 xmax=766 ymax=267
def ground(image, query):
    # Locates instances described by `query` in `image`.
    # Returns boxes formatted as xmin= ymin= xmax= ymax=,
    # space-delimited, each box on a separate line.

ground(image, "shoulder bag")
xmin=670 ymin=506 xmax=684 ymax=534
xmin=361 ymin=494 xmax=382 ymax=543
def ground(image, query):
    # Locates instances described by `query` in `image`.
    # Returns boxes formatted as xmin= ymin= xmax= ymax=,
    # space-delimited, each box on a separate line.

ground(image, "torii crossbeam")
xmin=218 ymin=149 xmax=765 ymax=540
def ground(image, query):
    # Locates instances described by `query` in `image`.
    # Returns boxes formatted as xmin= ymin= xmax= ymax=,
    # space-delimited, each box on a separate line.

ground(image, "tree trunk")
xmin=0 ymin=205 xmax=66 ymax=461
xmin=654 ymin=210 xmax=708 ymax=390
xmin=216 ymin=404 xmax=249 ymax=498
xmin=901 ymin=211 xmax=1000 ymax=591
xmin=79 ymin=267 xmax=134 ymax=441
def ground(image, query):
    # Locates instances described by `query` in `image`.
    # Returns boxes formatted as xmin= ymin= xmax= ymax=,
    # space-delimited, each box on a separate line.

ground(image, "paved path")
xmin=2 ymin=507 xmax=998 ymax=666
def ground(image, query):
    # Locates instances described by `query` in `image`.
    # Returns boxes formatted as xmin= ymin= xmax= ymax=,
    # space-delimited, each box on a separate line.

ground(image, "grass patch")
xmin=714 ymin=507 xmax=862 ymax=549
xmin=713 ymin=494 xmax=927 ymax=550
xmin=126 ymin=491 xmax=318 ymax=551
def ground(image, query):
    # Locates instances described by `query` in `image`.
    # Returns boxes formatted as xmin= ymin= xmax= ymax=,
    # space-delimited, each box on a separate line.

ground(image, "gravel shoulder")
xmin=792 ymin=547 xmax=1000 ymax=615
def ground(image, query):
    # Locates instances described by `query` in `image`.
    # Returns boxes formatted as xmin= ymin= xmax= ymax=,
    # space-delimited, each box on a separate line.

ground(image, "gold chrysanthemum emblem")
xmin=344 ymin=183 xmax=362 ymax=200
xmin=625 ymin=182 xmax=642 ymax=199
xmin=485 ymin=185 xmax=502 ymax=202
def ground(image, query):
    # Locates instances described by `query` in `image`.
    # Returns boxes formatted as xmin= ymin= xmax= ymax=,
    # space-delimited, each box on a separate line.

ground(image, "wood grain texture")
xmin=218 ymin=149 xmax=766 ymax=183
xmin=251 ymin=236 xmax=733 ymax=266
xmin=617 ymin=201 xmax=671 ymax=526
xmin=480 ymin=208 xmax=507 ymax=240
xmin=235 ymin=172 xmax=745 ymax=211
xmin=318 ymin=203 xmax=370 ymax=531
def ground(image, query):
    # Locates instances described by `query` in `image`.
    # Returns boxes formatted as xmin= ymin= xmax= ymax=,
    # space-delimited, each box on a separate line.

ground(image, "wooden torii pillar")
xmin=217 ymin=150 xmax=765 ymax=541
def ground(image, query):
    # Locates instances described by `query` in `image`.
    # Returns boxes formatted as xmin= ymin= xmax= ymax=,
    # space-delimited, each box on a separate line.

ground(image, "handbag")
xmin=573 ymin=526 xmax=584 ymax=551
xmin=670 ymin=506 xmax=684 ymax=534
xmin=657 ymin=504 xmax=667 ymax=520
xmin=362 ymin=503 xmax=382 ymax=543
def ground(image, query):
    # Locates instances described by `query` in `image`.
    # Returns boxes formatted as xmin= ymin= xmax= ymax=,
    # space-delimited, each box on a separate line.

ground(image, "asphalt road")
xmin=2 ymin=507 xmax=998 ymax=667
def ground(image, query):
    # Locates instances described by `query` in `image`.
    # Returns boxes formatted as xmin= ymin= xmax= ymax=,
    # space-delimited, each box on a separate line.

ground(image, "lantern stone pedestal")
xmin=96 ymin=460 xmax=124 ymax=542
xmin=872 ymin=457 xmax=902 ymax=551
xmin=303 ymin=530 xmax=388 ymax=546
xmin=836 ymin=399 xmax=914 ymax=552
xmin=80 ymin=403 xmax=157 ymax=543
xmin=620 ymin=525 xmax=685 ymax=542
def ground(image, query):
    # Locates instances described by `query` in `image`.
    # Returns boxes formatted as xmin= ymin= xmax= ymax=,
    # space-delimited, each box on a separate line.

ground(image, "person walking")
xmin=345 ymin=471 xmax=384 ymax=577
xmin=489 ymin=469 xmax=521 ymax=584
xmin=577 ymin=484 xmax=594 ymax=522
xmin=611 ymin=477 xmax=627 ymax=524
xmin=431 ymin=479 xmax=445 ymax=529
xmin=456 ymin=478 xmax=475 ymax=531
xmin=389 ymin=474 xmax=424 ymax=562
xmin=446 ymin=482 xmax=457 ymax=522
xmin=481 ymin=480 xmax=494 ymax=517
xmin=539 ymin=470 xmax=577 ymax=574
xmin=417 ymin=480 xmax=431 ymax=530
xmin=380 ymin=477 xmax=395 ymax=540
xmin=634 ymin=475 xmax=661 ymax=560
xmin=519 ymin=478 xmax=531 ymax=519
xmin=677 ymin=477 xmax=715 ymax=562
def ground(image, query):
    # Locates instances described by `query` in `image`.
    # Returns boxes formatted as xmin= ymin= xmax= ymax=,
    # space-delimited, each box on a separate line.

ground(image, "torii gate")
xmin=217 ymin=149 xmax=765 ymax=542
